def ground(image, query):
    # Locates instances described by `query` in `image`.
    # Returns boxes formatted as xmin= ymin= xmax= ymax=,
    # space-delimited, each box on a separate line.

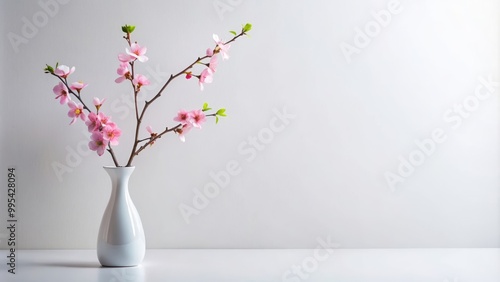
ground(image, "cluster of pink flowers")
xmin=188 ymin=34 xmax=230 ymax=91
xmin=173 ymin=109 xmax=207 ymax=142
xmin=115 ymin=43 xmax=151 ymax=88
xmin=86 ymin=111 xmax=121 ymax=156
xmin=45 ymin=23 xmax=251 ymax=166
xmin=51 ymin=64 xmax=121 ymax=156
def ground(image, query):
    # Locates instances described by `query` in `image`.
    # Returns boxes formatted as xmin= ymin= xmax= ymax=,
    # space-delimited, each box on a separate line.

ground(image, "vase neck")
xmin=104 ymin=167 xmax=135 ymax=194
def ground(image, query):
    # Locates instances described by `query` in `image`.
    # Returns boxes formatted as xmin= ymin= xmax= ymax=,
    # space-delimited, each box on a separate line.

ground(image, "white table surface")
xmin=1 ymin=249 xmax=499 ymax=282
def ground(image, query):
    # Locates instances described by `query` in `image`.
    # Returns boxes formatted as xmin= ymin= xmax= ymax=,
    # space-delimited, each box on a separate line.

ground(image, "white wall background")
xmin=0 ymin=0 xmax=498 ymax=249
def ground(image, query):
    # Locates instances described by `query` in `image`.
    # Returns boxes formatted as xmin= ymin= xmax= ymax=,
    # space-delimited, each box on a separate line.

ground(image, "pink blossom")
xmin=199 ymin=68 xmax=213 ymax=91
xmin=115 ymin=62 xmax=130 ymax=83
xmin=93 ymin=97 xmax=106 ymax=110
xmin=190 ymin=109 xmax=206 ymax=128
xmin=88 ymin=132 xmax=108 ymax=156
xmin=98 ymin=112 xmax=113 ymax=127
xmin=174 ymin=110 xmax=192 ymax=124
xmin=70 ymin=81 xmax=88 ymax=93
xmin=209 ymin=55 xmax=218 ymax=72
xmin=146 ymin=125 xmax=158 ymax=145
xmin=126 ymin=43 xmax=148 ymax=63
xmin=85 ymin=112 xmax=101 ymax=132
xmin=213 ymin=34 xmax=231 ymax=60
xmin=102 ymin=124 xmax=122 ymax=146
xmin=54 ymin=65 xmax=75 ymax=78
xmin=118 ymin=53 xmax=134 ymax=63
xmin=206 ymin=48 xmax=214 ymax=56
xmin=67 ymin=101 xmax=86 ymax=125
xmin=177 ymin=123 xmax=192 ymax=142
xmin=133 ymin=74 xmax=150 ymax=88
xmin=185 ymin=72 xmax=192 ymax=80
xmin=53 ymin=82 xmax=71 ymax=104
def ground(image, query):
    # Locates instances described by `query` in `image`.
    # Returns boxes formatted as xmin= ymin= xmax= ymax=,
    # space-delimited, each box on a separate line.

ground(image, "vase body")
xmin=97 ymin=166 xmax=145 ymax=267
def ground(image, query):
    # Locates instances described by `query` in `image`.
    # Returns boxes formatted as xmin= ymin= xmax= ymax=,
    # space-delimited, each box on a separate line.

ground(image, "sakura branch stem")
xmin=131 ymin=61 xmax=142 ymax=147
xmin=137 ymin=137 xmax=150 ymax=143
xmin=107 ymin=143 xmax=119 ymax=167
xmin=133 ymin=123 xmax=183 ymax=157
xmin=125 ymin=40 xmax=139 ymax=122
xmin=107 ymin=147 xmax=119 ymax=167
xmin=224 ymin=32 xmax=246 ymax=45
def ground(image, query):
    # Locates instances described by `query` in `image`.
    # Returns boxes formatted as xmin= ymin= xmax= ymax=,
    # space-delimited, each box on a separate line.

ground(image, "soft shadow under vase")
xmin=97 ymin=166 xmax=145 ymax=267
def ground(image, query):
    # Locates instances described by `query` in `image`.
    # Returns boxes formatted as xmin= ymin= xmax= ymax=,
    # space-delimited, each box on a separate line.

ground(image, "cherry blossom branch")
xmin=140 ymin=29 xmax=247 ymax=114
xmin=125 ymin=56 xmax=204 ymax=167
xmin=224 ymin=32 xmax=246 ymax=45
xmin=125 ymin=28 xmax=249 ymax=167
xmin=45 ymin=23 xmax=251 ymax=168
xmin=137 ymin=137 xmax=151 ymax=143
xmin=52 ymin=74 xmax=91 ymax=113
xmin=49 ymin=72 xmax=120 ymax=167
xmin=106 ymin=143 xmax=119 ymax=167
xmin=132 ymin=124 xmax=183 ymax=157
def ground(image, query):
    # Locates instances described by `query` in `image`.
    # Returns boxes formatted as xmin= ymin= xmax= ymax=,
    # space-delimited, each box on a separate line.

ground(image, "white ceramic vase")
xmin=97 ymin=166 xmax=145 ymax=267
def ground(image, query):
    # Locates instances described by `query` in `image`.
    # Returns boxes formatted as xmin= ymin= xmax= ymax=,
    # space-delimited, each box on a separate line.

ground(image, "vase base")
xmin=97 ymin=237 xmax=145 ymax=267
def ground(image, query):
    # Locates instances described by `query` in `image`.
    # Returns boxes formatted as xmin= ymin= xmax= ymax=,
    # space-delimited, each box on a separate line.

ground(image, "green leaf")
xmin=202 ymin=102 xmax=212 ymax=112
xmin=215 ymin=116 xmax=219 ymax=124
xmin=216 ymin=108 xmax=227 ymax=117
xmin=122 ymin=25 xmax=136 ymax=33
xmin=44 ymin=64 xmax=54 ymax=74
xmin=229 ymin=30 xmax=237 ymax=36
xmin=242 ymin=23 xmax=252 ymax=33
